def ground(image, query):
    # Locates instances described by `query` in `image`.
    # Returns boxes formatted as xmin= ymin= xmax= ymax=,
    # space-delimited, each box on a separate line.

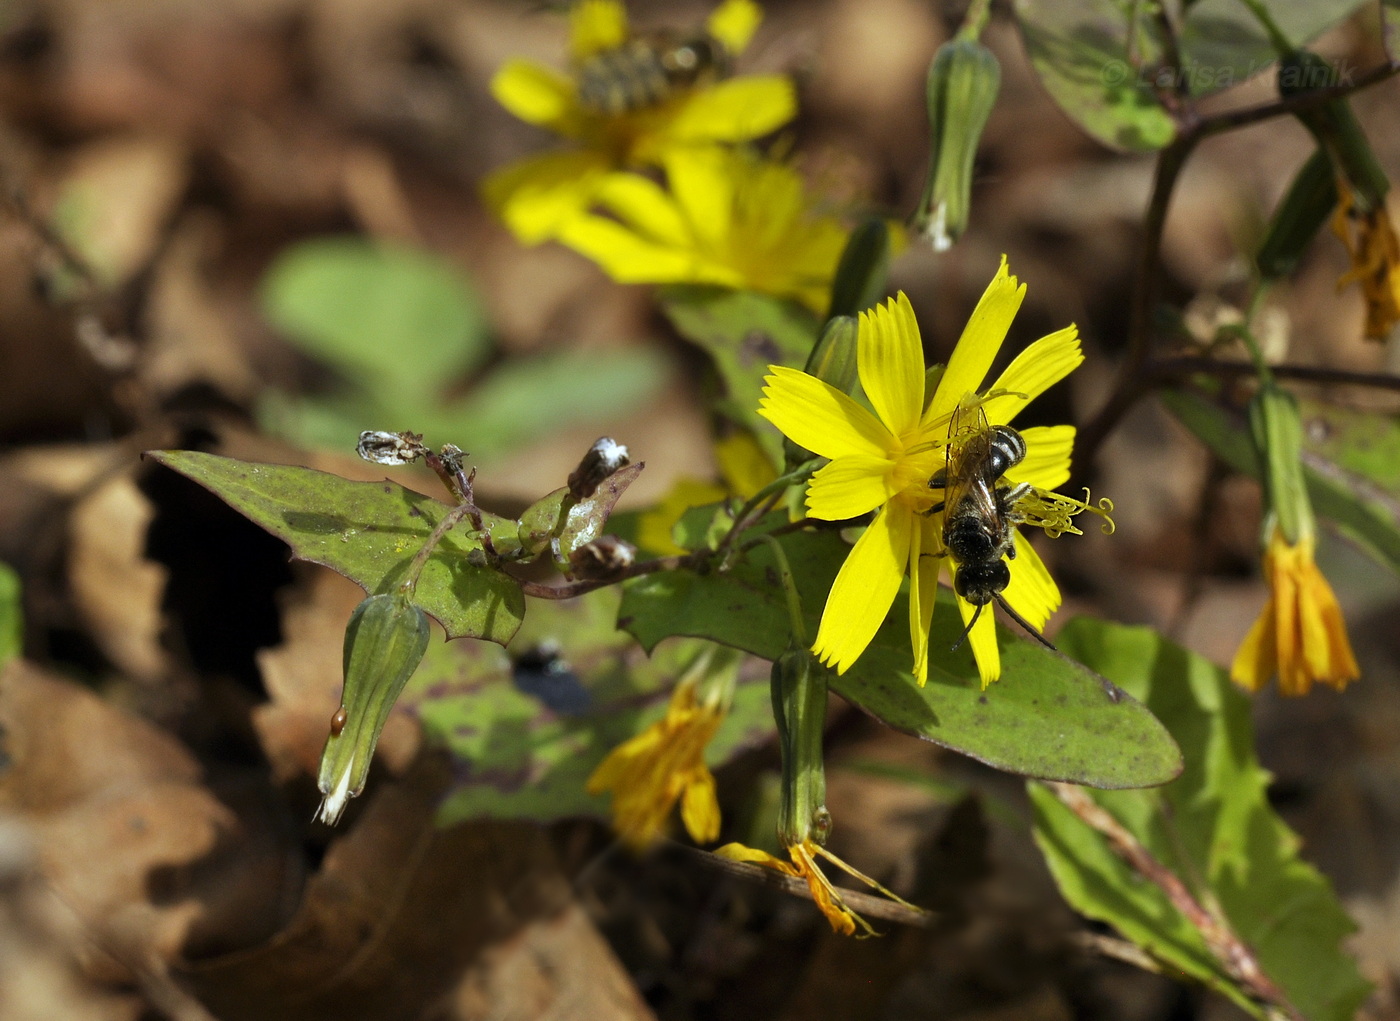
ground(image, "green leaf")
xmin=438 ymin=349 xmax=667 ymax=464
xmin=1013 ymin=0 xmax=1366 ymax=150
xmin=1013 ymin=0 xmax=1177 ymax=152
xmin=1162 ymin=387 xmax=1400 ymax=574
xmin=1030 ymin=618 xmax=1370 ymax=1020
xmin=618 ymin=524 xmax=1181 ymax=788
xmin=261 ymin=237 xmax=489 ymax=400
xmin=0 ymin=562 xmax=21 ymax=667
xmin=659 ymin=287 xmax=819 ymax=466
xmin=146 ymin=451 xmax=524 ymax=644
xmin=407 ymin=587 xmax=773 ymax=825
xmin=1178 ymin=0 xmax=1368 ymax=96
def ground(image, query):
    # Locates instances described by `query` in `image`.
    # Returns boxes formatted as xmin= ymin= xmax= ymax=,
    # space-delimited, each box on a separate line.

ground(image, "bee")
xmin=928 ymin=403 xmax=1055 ymax=651
xmin=574 ymin=32 xmax=728 ymax=116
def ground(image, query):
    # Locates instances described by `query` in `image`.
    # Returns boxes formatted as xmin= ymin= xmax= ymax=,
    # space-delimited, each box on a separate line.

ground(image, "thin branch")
xmin=1071 ymin=930 xmax=1165 ymax=975
xmin=1047 ymin=783 xmax=1302 ymax=1021
xmin=1148 ymin=355 xmax=1400 ymax=393
xmin=1196 ymin=60 xmax=1400 ymax=138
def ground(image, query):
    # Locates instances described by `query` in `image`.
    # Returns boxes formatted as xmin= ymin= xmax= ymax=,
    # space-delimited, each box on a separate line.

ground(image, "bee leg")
xmin=994 ymin=594 xmax=1057 ymax=651
xmin=921 ymin=500 xmax=945 ymax=517
xmin=927 ymin=469 xmax=947 ymax=490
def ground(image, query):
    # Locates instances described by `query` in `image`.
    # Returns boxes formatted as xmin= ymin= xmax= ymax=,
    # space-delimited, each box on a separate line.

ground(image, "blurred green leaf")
xmin=1162 ymin=387 xmax=1400 ymax=574
xmin=659 ymin=287 xmax=819 ymax=467
xmin=261 ymin=237 xmax=489 ymax=399
xmin=147 ymin=451 xmax=524 ymax=644
xmin=1030 ymin=618 xmax=1370 ymax=1020
xmin=1013 ymin=0 xmax=1176 ymax=152
xmin=1012 ymin=0 xmax=1364 ymax=152
xmin=619 ymin=523 xmax=1181 ymax=789
xmin=407 ymin=588 xmax=773 ymax=825
xmin=0 ymin=562 xmax=21 ymax=667
xmin=439 ymin=349 xmax=667 ymax=463
xmin=1179 ymin=0 xmax=1368 ymax=96
xmin=262 ymin=349 xmax=667 ymax=462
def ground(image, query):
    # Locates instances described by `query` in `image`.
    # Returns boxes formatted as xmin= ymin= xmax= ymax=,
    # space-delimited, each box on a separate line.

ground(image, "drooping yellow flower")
xmin=1332 ymin=184 xmax=1400 ymax=341
xmin=587 ymin=674 xmax=725 ymax=848
xmin=484 ymin=0 xmax=795 ymax=245
xmin=758 ymin=258 xmax=1106 ymax=686
xmin=1231 ymin=524 xmax=1360 ymax=696
xmin=555 ymin=147 xmax=852 ymax=312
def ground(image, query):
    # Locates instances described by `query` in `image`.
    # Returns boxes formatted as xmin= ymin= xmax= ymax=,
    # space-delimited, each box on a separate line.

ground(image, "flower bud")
xmin=1247 ymin=382 xmax=1312 ymax=547
xmin=1256 ymin=149 xmax=1337 ymax=280
xmin=316 ymin=593 xmax=430 ymax=825
xmin=827 ymin=217 xmax=890 ymax=320
xmin=771 ymin=647 xmax=831 ymax=849
xmin=568 ymin=437 xmax=631 ymax=500
xmin=912 ymin=38 xmax=1000 ymax=251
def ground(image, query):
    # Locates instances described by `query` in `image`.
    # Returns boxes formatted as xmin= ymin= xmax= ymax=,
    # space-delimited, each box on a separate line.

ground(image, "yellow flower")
xmin=484 ymin=0 xmax=795 ymax=244
xmin=1231 ymin=524 xmax=1360 ymax=696
xmin=1332 ymin=184 xmax=1400 ymax=341
xmin=555 ymin=148 xmax=852 ymax=312
xmin=758 ymin=258 xmax=1102 ymax=687
xmin=587 ymin=675 xmax=724 ymax=848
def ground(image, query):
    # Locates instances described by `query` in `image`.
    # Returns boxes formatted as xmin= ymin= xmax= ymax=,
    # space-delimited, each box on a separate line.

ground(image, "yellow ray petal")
xmin=659 ymin=76 xmax=797 ymax=146
xmin=491 ymin=60 xmax=580 ymax=133
xmin=482 ymin=149 xmax=612 ymax=245
xmin=593 ymin=172 xmax=690 ymax=244
xmin=666 ymin=147 xmax=732 ymax=251
xmin=1002 ymin=533 xmax=1060 ymax=631
xmin=707 ymin=0 xmax=763 ymax=53
xmin=813 ymin=504 xmax=911 ymax=673
xmin=557 ymin=213 xmax=725 ymax=284
xmin=570 ymin=0 xmax=629 ymax=61
xmin=858 ymin=293 xmax=927 ymax=438
xmin=983 ymin=326 xmax=1082 ymax=425
xmin=1231 ymin=600 xmax=1277 ymax=692
xmin=680 ymin=767 xmax=721 ymax=843
xmin=925 ymin=255 xmax=1025 ymax=425
xmin=912 ymin=519 xmax=942 ymax=686
xmin=758 ymin=366 xmax=894 ymax=461
xmin=806 ymin=456 xmax=897 ymax=520
xmin=956 ymin=594 xmax=1000 ymax=687
xmin=1012 ymin=425 xmax=1075 ymax=490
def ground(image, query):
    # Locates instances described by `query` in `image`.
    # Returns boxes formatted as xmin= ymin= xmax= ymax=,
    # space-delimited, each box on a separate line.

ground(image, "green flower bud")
xmin=1256 ymin=148 xmax=1337 ymax=280
xmin=1279 ymin=51 xmax=1389 ymax=212
xmin=912 ymin=39 xmax=1000 ymax=251
xmin=771 ymin=647 xmax=831 ymax=849
xmin=1247 ymin=382 xmax=1313 ymax=547
xmin=827 ymin=217 xmax=890 ymax=320
xmin=316 ymin=592 xmax=430 ymax=825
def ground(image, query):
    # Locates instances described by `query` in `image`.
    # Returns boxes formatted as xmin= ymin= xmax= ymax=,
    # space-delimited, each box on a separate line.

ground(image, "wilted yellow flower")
xmin=556 ymin=148 xmax=852 ymax=312
xmin=1332 ymin=184 xmax=1400 ymax=340
xmin=484 ymin=0 xmax=794 ymax=244
xmin=759 ymin=259 xmax=1106 ymax=686
xmin=1231 ymin=524 xmax=1359 ymax=696
xmin=716 ymin=838 xmax=921 ymax=936
xmin=587 ymin=673 xmax=725 ymax=848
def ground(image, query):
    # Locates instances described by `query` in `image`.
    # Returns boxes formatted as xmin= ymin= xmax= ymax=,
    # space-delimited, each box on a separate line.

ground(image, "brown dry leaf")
xmin=50 ymin=134 xmax=188 ymax=289
xmin=67 ymin=472 xmax=169 ymax=683
xmin=0 ymin=659 xmax=273 ymax=996
xmin=190 ymin=754 xmax=654 ymax=1021
xmin=254 ymin=566 xmax=419 ymax=786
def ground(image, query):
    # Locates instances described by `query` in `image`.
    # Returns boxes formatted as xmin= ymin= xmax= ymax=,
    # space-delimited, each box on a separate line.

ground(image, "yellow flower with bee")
xmin=484 ymin=0 xmax=794 ymax=245
xmin=758 ymin=258 xmax=1111 ymax=686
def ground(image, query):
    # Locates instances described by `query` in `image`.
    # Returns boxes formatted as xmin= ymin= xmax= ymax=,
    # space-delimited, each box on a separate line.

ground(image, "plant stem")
xmin=1047 ymin=783 xmax=1302 ymax=1020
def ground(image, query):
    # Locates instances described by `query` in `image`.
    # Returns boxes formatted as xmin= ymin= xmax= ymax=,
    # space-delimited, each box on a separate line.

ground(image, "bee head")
xmin=953 ymin=559 xmax=1010 ymax=605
